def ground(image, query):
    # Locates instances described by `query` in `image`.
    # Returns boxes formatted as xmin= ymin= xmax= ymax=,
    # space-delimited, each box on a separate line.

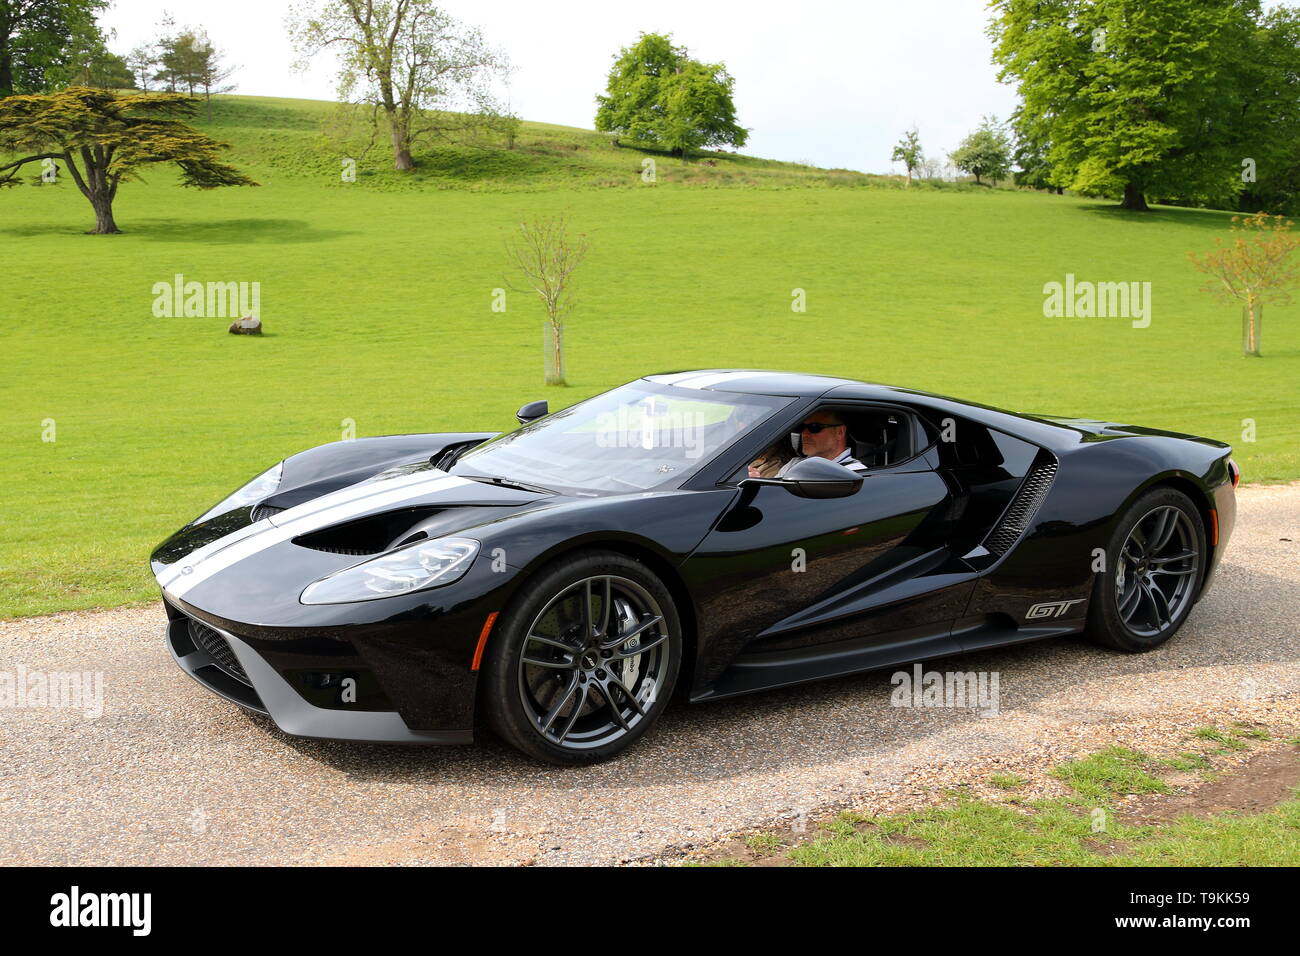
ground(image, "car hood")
xmin=151 ymin=466 xmax=549 ymax=605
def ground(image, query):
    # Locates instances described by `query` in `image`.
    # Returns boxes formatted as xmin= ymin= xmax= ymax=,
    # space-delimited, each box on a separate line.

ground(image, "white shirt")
xmin=776 ymin=448 xmax=865 ymax=478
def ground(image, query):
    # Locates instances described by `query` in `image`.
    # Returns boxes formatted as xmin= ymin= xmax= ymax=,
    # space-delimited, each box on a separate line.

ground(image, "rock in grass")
xmin=228 ymin=316 xmax=262 ymax=335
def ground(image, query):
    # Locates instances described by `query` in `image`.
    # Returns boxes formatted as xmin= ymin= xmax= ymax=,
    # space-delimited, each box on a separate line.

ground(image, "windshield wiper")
xmin=458 ymin=473 xmax=556 ymax=495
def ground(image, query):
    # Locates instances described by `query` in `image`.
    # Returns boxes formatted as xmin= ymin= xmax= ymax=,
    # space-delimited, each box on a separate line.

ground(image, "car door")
xmin=681 ymin=407 xmax=977 ymax=693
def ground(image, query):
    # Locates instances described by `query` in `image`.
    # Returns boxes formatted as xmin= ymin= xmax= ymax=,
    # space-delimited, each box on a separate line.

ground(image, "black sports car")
xmin=152 ymin=370 xmax=1239 ymax=764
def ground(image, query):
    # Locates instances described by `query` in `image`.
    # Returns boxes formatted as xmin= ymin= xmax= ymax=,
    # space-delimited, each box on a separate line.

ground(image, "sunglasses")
xmin=798 ymin=422 xmax=845 ymax=434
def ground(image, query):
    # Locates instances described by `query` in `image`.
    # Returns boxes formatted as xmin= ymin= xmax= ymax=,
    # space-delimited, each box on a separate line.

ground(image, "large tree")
xmin=288 ymin=0 xmax=508 ymax=171
xmin=595 ymin=32 xmax=747 ymax=157
xmin=1235 ymin=4 xmax=1300 ymax=215
xmin=989 ymin=0 xmax=1293 ymax=212
xmin=0 ymin=87 xmax=257 ymax=233
xmin=0 ymin=0 xmax=105 ymax=96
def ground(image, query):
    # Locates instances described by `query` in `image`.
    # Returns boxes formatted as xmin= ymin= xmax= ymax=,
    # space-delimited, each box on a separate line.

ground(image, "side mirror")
xmin=516 ymin=400 xmax=549 ymax=425
xmin=742 ymin=456 xmax=864 ymax=499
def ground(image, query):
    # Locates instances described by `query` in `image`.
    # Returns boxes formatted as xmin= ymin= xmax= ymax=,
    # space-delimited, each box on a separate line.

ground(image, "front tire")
xmin=483 ymin=550 xmax=682 ymax=765
xmin=1086 ymin=487 xmax=1206 ymax=652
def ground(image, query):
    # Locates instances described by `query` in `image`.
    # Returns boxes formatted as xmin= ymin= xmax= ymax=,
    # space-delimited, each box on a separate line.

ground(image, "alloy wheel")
xmin=517 ymin=575 xmax=672 ymax=750
xmin=1114 ymin=505 xmax=1201 ymax=638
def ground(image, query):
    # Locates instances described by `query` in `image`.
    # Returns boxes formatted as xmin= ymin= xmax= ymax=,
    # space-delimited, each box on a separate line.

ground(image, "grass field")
xmin=1 ymin=95 xmax=1297 ymax=618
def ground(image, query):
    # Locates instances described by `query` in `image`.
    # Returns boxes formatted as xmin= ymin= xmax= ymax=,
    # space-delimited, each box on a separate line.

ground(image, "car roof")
xmin=644 ymin=369 xmax=875 ymax=398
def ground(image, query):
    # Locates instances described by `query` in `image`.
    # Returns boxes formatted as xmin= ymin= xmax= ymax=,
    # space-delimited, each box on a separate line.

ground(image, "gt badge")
xmin=1026 ymin=599 xmax=1085 ymax=619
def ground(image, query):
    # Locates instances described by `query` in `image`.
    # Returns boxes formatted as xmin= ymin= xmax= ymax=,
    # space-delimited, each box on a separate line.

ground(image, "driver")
xmin=749 ymin=410 xmax=863 ymax=478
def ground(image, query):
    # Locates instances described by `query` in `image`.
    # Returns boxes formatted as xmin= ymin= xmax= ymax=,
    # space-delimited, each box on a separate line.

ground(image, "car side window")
xmin=731 ymin=405 xmax=932 ymax=484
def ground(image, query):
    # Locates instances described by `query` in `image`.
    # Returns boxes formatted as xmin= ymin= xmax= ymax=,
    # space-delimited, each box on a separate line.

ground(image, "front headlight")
xmin=300 ymin=537 xmax=479 ymax=605
xmin=194 ymin=461 xmax=283 ymax=524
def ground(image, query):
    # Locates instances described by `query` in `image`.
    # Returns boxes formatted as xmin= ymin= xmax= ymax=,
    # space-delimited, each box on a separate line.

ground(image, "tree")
xmin=125 ymin=44 xmax=154 ymax=90
xmin=950 ymin=117 xmax=1011 ymax=186
xmin=1235 ymin=5 xmax=1300 ymax=216
xmin=0 ymin=87 xmax=257 ymax=233
xmin=155 ymin=29 xmax=206 ymax=95
xmin=506 ymin=216 xmax=589 ymax=387
xmin=288 ymin=0 xmax=509 ymax=171
xmin=890 ymin=128 xmax=923 ymax=186
xmin=595 ymin=32 xmax=747 ymax=158
xmin=47 ymin=15 xmax=132 ymax=89
xmin=919 ymin=155 xmax=945 ymax=181
xmin=989 ymin=0 xmax=1294 ymax=212
xmin=1009 ymin=121 xmax=1061 ymax=194
xmin=0 ymin=0 xmax=105 ymax=96
xmin=1189 ymin=212 xmax=1300 ymax=357
xmin=187 ymin=31 xmax=236 ymax=120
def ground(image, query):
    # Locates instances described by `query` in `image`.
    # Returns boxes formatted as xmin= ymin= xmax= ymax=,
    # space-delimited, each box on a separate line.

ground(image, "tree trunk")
xmin=0 ymin=49 xmax=13 ymax=98
xmin=544 ymin=319 xmax=565 ymax=386
xmin=1121 ymin=182 xmax=1149 ymax=211
xmin=1242 ymin=299 xmax=1262 ymax=357
xmin=89 ymin=193 xmax=120 ymax=234
xmin=387 ymin=111 xmax=415 ymax=170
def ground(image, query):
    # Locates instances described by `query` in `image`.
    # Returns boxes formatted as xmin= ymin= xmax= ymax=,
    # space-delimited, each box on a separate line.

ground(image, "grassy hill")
xmin=0 ymin=94 xmax=1296 ymax=617
xmin=195 ymin=94 xmax=900 ymax=190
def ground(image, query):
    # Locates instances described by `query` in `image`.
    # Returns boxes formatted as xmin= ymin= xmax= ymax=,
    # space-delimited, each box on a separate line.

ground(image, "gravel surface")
xmin=1 ymin=483 xmax=1296 ymax=866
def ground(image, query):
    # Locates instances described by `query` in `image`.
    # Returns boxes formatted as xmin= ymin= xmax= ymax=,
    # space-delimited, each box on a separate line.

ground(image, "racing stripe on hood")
xmin=158 ymin=471 xmax=475 ymax=601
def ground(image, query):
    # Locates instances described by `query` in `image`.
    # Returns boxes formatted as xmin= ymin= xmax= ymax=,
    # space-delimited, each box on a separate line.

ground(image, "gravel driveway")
xmin=2 ymin=484 xmax=1296 ymax=866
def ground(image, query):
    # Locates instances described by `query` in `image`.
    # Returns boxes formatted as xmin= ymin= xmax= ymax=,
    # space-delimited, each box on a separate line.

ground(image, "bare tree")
xmin=506 ymin=216 xmax=589 ymax=386
xmin=288 ymin=0 xmax=509 ymax=171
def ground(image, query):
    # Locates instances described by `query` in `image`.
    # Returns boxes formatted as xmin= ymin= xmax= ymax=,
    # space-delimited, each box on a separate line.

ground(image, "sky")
xmin=101 ymin=0 xmax=1021 ymax=174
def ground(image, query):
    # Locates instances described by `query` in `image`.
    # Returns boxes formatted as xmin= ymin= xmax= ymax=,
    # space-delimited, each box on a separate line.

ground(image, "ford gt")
xmin=152 ymin=370 xmax=1239 ymax=763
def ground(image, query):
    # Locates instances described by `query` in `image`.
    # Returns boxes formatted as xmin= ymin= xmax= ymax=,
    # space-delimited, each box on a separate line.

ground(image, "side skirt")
xmin=692 ymin=617 xmax=1082 ymax=704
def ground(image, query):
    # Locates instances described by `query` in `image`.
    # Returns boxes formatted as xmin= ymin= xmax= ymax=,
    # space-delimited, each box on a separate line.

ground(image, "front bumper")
xmin=164 ymin=608 xmax=474 ymax=745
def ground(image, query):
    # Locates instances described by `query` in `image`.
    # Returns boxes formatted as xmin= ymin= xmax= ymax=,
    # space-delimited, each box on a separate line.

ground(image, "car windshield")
xmin=452 ymin=381 xmax=792 ymax=495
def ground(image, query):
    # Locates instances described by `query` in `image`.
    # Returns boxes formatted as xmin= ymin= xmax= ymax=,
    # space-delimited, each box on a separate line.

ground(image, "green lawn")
xmin=1 ymin=95 xmax=1297 ymax=618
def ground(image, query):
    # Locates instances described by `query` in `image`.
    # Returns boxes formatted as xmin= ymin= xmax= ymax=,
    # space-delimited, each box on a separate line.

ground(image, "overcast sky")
xmin=102 ymin=0 xmax=1020 ymax=174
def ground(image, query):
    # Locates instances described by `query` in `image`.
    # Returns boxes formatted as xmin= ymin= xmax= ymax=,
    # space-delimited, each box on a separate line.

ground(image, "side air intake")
xmin=983 ymin=459 xmax=1058 ymax=556
xmin=251 ymin=503 xmax=285 ymax=522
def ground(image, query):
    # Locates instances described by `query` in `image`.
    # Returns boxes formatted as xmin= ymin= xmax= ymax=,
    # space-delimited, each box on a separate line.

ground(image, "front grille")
xmin=251 ymin=503 xmax=285 ymax=522
xmin=189 ymin=619 xmax=252 ymax=686
xmin=984 ymin=459 xmax=1058 ymax=556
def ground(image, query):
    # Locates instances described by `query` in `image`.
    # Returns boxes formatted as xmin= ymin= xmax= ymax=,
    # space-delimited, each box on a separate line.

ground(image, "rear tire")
xmin=1086 ymin=487 xmax=1206 ymax=652
xmin=483 ymin=550 xmax=682 ymax=765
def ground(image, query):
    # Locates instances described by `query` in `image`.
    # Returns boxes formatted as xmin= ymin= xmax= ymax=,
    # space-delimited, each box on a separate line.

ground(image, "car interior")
xmin=838 ymin=408 xmax=930 ymax=468
xmin=746 ymin=406 xmax=936 ymax=479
